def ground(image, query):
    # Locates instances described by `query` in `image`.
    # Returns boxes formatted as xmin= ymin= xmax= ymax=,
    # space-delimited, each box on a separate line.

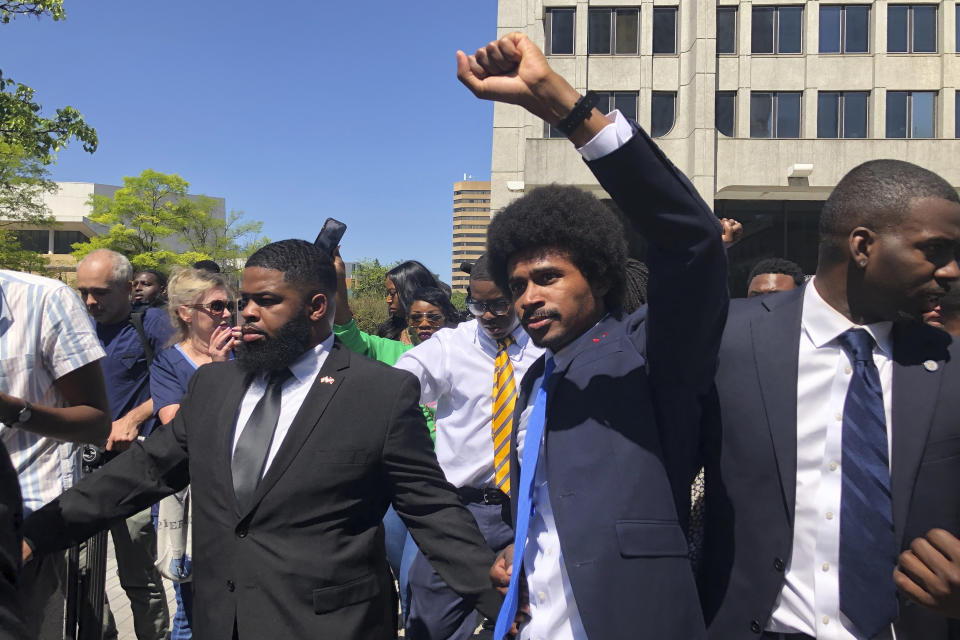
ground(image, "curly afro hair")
xmin=487 ymin=184 xmax=627 ymax=310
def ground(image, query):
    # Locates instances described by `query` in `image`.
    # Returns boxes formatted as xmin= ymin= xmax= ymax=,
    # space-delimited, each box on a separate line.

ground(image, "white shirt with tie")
xmin=767 ymin=279 xmax=896 ymax=640
xmin=231 ymin=333 xmax=334 ymax=476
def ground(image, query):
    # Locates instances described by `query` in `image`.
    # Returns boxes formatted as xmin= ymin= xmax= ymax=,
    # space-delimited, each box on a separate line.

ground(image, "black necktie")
xmin=232 ymin=368 xmax=292 ymax=511
xmin=836 ymin=328 xmax=898 ymax=638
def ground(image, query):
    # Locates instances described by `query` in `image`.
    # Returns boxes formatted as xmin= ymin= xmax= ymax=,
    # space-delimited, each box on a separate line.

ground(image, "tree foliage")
xmin=0 ymin=1 xmax=64 ymax=23
xmin=178 ymin=208 xmax=270 ymax=273
xmin=351 ymin=258 xmax=394 ymax=299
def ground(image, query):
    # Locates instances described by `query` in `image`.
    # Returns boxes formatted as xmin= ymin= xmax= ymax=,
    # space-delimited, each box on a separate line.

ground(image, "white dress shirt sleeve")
xmin=576 ymin=109 xmax=635 ymax=162
xmin=394 ymin=336 xmax=450 ymax=405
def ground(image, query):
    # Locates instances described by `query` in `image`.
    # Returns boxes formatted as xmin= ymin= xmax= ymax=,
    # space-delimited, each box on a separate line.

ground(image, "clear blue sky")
xmin=0 ymin=1 xmax=499 ymax=281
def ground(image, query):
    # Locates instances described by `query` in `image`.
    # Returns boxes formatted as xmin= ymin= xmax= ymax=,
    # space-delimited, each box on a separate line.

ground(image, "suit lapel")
xmin=889 ymin=322 xmax=949 ymax=548
xmin=750 ymin=289 xmax=803 ymax=523
xmin=218 ymin=367 xmax=254 ymax=514
xmin=245 ymin=341 xmax=350 ymax=513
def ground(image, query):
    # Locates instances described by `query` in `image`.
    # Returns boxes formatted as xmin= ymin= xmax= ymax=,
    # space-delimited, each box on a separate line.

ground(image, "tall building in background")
xmin=493 ymin=0 xmax=960 ymax=294
xmin=451 ymin=180 xmax=491 ymax=292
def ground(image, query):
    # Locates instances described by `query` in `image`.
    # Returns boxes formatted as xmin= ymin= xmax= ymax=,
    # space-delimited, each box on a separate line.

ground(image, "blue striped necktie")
xmin=494 ymin=357 xmax=555 ymax=640
xmin=836 ymin=328 xmax=898 ymax=638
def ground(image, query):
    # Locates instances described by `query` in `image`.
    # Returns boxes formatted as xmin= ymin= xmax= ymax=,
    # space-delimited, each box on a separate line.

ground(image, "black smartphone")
xmin=314 ymin=218 xmax=347 ymax=255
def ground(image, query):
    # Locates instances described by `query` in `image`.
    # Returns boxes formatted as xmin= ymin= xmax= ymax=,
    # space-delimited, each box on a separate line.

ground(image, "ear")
xmin=848 ymin=227 xmax=877 ymax=268
xmin=308 ymin=292 xmax=329 ymax=322
xmin=590 ymin=274 xmax=611 ymax=302
xmin=177 ymin=305 xmax=193 ymax=325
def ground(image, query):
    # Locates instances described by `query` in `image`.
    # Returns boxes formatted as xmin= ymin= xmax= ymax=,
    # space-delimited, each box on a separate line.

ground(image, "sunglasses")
xmin=186 ymin=300 xmax=232 ymax=314
xmin=465 ymin=297 xmax=512 ymax=318
xmin=408 ymin=312 xmax=445 ymax=326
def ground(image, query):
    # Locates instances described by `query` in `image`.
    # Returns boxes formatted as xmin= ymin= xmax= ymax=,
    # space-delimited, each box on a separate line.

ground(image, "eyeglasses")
xmin=408 ymin=312 xmax=444 ymax=326
xmin=186 ymin=300 xmax=232 ymax=314
xmin=465 ymin=297 xmax=512 ymax=318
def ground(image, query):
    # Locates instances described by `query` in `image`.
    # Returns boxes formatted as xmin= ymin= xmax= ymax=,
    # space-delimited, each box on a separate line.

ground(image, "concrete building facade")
xmin=493 ymin=0 xmax=960 ymax=294
xmin=451 ymin=180 xmax=492 ymax=292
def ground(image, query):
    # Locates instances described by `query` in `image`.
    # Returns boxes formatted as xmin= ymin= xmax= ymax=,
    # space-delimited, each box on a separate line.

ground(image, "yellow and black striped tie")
xmin=492 ymin=336 xmax=517 ymax=496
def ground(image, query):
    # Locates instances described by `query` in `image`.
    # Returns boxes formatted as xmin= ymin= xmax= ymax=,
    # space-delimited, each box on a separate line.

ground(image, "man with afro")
xmin=458 ymin=33 xmax=728 ymax=639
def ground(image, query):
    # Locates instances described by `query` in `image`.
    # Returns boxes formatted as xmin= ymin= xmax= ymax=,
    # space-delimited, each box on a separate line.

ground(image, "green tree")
xmin=351 ymin=258 xmax=393 ymax=299
xmin=72 ymin=169 xmax=214 ymax=270
xmin=0 ymin=1 xmax=97 ymax=270
xmin=178 ymin=208 xmax=269 ymax=273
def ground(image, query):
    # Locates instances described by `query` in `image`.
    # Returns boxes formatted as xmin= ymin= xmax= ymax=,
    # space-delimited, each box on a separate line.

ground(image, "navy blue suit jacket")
xmin=509 ymin=125 xmax=729 ymax=639
xmin=700 ymin=287 xmax=960 ymax=639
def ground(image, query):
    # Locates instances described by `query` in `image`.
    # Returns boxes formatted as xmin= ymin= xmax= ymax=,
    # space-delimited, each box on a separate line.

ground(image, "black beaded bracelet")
xmin=554 ymin=91 xmax=600 ymax=136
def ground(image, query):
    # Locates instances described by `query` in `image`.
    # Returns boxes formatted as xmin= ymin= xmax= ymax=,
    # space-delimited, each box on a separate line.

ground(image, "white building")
xmin=492 ymin=0 xmax=960 ymax=293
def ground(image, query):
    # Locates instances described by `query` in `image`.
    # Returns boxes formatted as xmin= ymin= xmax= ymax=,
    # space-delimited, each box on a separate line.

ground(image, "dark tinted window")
xmin=615 ymin=9 xmax=640 ymax=54
xmin=651 ymin=92 xmax=677 ymax=137
xmin=716 ymin=91 xmax=736 ymax=136
xmin=717 ymin=7 xmax=737 ymax=54
xmin=752 ymin=7 xmax=775 ymax=52
xmin=843 ymin=92 xmax=868 ymax=137
xmin=751 ymin=92 xmax=800 ymax=137
xmin=819 ymin=6 xmax=842 ymax=52
xmin=912 ymin=91 xmax=935 ymax=137
xmin=546 ymin=8 xmax=575 ymax=54
xmin=887 ymin=5 xmax=909 ymax=51
xmin=750 ymin=92 xmax=774 ymax=137
xmin=886 ymin=91 xmax=908 ymax=137
xmin=818 ymin=92 xmax=840 ymax=137
xmin=886 ymin=91 xmax=934 ymax=138
xmin=653 ymin=7 xmax=678 ymax=54
xmin=588 ymin=9 xmax=612 ymax=54
xmin=776 ymin=92 xmax=801 ymax=137
xmin=778 ymin=7 xmax=803 ymax=53
xmin=818 ymin=91 xmax=868 ymax=138
xmin=888 ymin=5 xmax=936 ymax=52
xmin=912 ymin=5 xmax=937 ymax=52
xmin=845 ymin=6 xmax=869 ymax=52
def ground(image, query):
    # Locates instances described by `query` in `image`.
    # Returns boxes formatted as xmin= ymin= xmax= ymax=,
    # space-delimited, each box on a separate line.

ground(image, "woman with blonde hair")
xmin=149 ymin=267 xmax=236 ymax=639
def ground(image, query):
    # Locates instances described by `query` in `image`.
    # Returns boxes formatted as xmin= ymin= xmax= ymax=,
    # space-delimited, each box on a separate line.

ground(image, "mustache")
xmin=521 ymin=309 xmax=560 ymax=324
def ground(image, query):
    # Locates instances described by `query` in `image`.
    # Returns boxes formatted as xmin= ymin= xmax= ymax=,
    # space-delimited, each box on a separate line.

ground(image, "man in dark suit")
xmin=699 ymin=159 xmax=960 ymax=639
xmin=21 ymin=240 xmax=501 ymax=640
xmin=0 ymin=445 xmax=25 ymax=640
xmin=458 ymin=33 xmax=728 ymax=639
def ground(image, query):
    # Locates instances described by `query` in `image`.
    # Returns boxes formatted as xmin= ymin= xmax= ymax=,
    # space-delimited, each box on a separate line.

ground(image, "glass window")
xmin=546 ymin=8 xmax=575 ymax=55
xmin=956 ymin=90 xmax=960 ymax=138
xmin=14 ymin=230 xmax=47 ymax=253
xmin=54 ymin=230 xmax=87 ymax=254
xmin=818 ymin=91 xmax=868 ymax=137
xmin=653 ymin=7 xmax=678 ymax=54
xmin=716 ymin=91 xmax=736 ymax=136
xmin=957 ymin=5 xmax=959 ymax=52
xmin=752 ymin=6 xmax=803 ymax=53
xmin=820 ymin=5 xmax=869 ymax=53
xmin=588 ymin=8 xmax=640 ymax=54
xmin=751 ymin=91 xmax=801 ymax=137
xmin=887 ymin=5 xmax=937 ymax=52
xmin=886 ymin=91 xmax=936 ymax=138
xmin=651 ymin=92 xmax=677 ymax=137
xmin=717 ymin=7 xmax=737 ymax=54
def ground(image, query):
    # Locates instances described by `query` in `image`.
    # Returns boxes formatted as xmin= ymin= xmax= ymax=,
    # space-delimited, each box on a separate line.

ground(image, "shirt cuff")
xmin=576 ymin=110 xmax=635 ymax=162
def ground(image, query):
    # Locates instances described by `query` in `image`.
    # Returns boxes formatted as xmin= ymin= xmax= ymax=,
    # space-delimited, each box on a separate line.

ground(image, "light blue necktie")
xmin=494 ymin=357 xmax=555 ymax=640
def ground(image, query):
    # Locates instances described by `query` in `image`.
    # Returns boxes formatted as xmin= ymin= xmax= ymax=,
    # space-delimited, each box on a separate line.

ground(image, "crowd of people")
xmin=1 ymin=32 xmax=960 ymax=640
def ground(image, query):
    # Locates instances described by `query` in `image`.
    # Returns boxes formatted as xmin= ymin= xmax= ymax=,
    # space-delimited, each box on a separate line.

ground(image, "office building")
xmin=452 ymin=180 xmax=491 ymax=292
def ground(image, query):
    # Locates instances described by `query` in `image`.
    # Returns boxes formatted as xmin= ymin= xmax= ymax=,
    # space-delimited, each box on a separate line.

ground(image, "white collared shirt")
xmin=768 ymin=279 xmax=895 ymax=640
xmin=514 ymin=110 xmax=634 ymax=640
xmin=232 ymin=333 xmax=334 ymax=476
xmin=394 ymin=319 xmax=542 ymax=488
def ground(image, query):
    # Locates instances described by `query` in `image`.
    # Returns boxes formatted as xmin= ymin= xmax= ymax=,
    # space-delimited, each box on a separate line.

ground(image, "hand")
xmin=105 ymin=414 xmax=140 ymax=452
xmin=489 ymin=544 xmax=530 ymax=637
xmin=895 ymin=528 xmax=960 ymax=618
xmin=333 ymin=247 xmax=346 ymax=282
xmin=21 ymin=540 xmax=33 ymax=565
xmin=208 ymin=325 xmax=237 ymax=361
xmin=720 ymin=218 xmax=743 ymax=248
xmin=457 ymin=33 xmax=582 ymax=127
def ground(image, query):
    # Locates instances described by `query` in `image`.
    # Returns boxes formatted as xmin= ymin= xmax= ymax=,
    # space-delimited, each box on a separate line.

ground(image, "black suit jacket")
xmin=700 ymin=286 xmax=960 ymax=639
xmin=23 ymin=340 xmax=501 ymax=640
xmin=0 ymin=445 xmax=24 ymax=640
xmin=509 ymin=125 xmax=728 ymax=639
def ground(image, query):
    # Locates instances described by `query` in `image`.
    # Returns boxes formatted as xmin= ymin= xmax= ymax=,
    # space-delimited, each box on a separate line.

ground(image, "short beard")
xmin=235 ymin=311 xmax=313 ymax=374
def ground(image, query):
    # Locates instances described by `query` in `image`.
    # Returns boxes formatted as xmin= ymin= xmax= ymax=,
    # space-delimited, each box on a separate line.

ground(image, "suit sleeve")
xmin=0 ymin=448 xmax=25 ymax=640
xmin=22 ymin=367 xmax=199 ymax=555
xmin=381 ymin=373 xmax=502 ymax=619
xmin=586 ymin=122 xmax=728 ymax=393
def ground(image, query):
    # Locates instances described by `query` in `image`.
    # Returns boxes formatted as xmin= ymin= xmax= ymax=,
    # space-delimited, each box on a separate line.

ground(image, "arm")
xmin=333 ymin=250 xmax=353 ymax=326
xmin=0 ymin=360 xmax=110 ymax=445
xmin=333 ymin=319 xmax=409 ymax=365
xmin=394 ymin=336 xmax=449 ymax=405
xmin=22 ymin=368 xmax=197 ymax=557
xmin=106 ymin=398 xmax=153 ymax=452
xmin=383 ymin=373 xmax=501 ymax=619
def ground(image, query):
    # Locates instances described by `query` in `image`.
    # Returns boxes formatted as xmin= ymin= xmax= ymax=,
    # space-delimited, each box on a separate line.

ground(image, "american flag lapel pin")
xmin=320 ymin=376 xmax=335 ymax=384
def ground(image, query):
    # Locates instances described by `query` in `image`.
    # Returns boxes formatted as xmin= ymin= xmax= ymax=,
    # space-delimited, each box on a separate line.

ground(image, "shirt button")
xmin=773 ymin=557 xmax=785 ymax=571
xmin=845 ymin=365 xmax=852 ymax=375
xmin=835 ymin=412 xmax=843 ymax=421
xmin=546 ymin=547 xmax=553 ymax=556
xmin=822 ymin=562 xmax=830 ymax=572
xmin=822 ymin=615 xmax=830 ymax=624
xmin=829 ymin=461 xmax=838 ymax=471
xmin=826 ymin=511 xmax=834 ymax=520
xmin=537 ymin=591 xmax=547 ymax=603
xmin=226 ymin=580 xmax=235 ymax=592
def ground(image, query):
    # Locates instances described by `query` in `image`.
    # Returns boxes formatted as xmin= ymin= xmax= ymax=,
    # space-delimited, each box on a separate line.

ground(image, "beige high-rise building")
xmin=451 ymin=180 xmax=491 ymax=292
xmin=492 ymin=0 xmax=960 ymax=294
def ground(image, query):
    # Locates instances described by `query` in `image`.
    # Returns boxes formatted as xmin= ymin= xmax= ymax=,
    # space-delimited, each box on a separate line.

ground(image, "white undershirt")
xmin=232 ymin=334 xmax=334 ymax=476
xmin=768 ymin=279 xmax=895 ymax=640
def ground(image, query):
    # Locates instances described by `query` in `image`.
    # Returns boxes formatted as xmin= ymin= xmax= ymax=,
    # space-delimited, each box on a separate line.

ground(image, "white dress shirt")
xmin=394 ymin=319 xmax=542 ymax=488
xmin=768 ymin=279 xmax=895 ymax=640
xmin=232 ymin=333 xmax=334 ymax=476
xmin=514 ymin=110 xmax=635 ymax=640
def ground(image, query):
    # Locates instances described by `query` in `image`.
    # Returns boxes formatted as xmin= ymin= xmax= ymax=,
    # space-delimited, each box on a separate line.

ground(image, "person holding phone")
xmin=148 ymin=267 xmax=236 ymax=640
